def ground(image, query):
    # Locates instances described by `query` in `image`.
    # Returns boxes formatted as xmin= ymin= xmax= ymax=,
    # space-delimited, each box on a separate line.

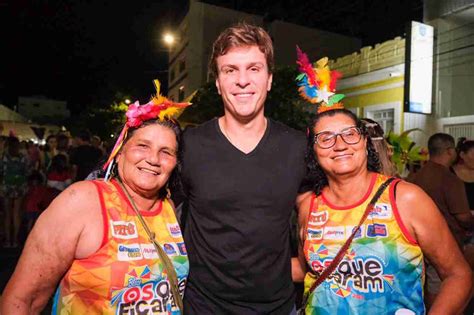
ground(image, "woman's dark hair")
xmin=455 ymin=137 xmax=474 ymax=164
xmin=116 ymin=118 xmax=184 ymax=200
xmin=6 ymin=136 xmax=20 ymax=156
xmin=304 ymin=108 xmax=381 ymax=195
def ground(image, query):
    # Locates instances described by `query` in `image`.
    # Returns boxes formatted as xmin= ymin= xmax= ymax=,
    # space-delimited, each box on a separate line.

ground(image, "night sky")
xmin=1 ymin=0 xmax=422 ymax=114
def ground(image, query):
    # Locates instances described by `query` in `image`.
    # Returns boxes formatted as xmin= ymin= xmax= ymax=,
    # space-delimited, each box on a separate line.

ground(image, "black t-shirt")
xmin=182 ymin=118 xmax=307 ymax=314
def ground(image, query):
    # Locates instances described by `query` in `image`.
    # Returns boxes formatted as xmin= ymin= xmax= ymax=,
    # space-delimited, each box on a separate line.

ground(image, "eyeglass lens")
xmin=315 ymin=127 xmax=361 ymax=149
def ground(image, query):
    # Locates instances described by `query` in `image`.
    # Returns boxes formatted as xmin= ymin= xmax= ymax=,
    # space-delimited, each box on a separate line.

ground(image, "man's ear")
xmin=267 ymin=73 xmax=273 ymax=91
xmin=215 ymin=79 xmax=221 ymax=95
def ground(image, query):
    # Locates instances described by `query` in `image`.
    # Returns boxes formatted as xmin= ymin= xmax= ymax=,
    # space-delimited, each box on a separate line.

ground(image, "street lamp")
xmin=163 ymin=33 xmax=175 ymax=46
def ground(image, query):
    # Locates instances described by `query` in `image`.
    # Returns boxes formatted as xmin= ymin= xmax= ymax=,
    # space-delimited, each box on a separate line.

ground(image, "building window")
xmin=170 ymin=67 xmax=176 ymax=82
xmin=370 ymin=109 xmax=394 ymax=134
xmin=179 ymin=59 xmax=186 ymax=73
xmin=178 ymin=86 xmax=185 ymax=102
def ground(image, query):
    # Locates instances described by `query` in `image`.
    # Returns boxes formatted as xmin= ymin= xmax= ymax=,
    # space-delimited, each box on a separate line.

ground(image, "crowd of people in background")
xmin=0 ymin=130 xmax=105 ymax=248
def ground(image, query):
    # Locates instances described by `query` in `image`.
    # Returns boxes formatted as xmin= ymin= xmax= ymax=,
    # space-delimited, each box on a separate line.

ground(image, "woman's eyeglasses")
xmin=314 ymin=126 xmax=362 ymax=149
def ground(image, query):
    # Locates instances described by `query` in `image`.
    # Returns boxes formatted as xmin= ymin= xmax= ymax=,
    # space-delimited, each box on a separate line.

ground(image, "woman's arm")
xmin=396 ymin=181 xmax=472 ymax=315
xmin=292 ymin=193 xmax=312 ymax=282
xmin=1 ymin=181 xmax=101 ymax=314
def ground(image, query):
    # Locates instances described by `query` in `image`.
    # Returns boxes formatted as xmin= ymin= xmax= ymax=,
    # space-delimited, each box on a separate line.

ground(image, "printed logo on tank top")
xmin=111 ymin=220 xmax=138 ymax=239
xmin=176 ymin=242 xmax=187 ymax=256
xmin=328 ymin=256 xmax=394 ymax=295
xmin=112 ymin=275 xmax=187 ymax=315
xmin=118 ymin=244 xmax=143 ymax=261
xmin=163 ymin=243 xmax=177 ymax=256
xmin=141 ymin=244 xmax=159 ymax=259
xmin=368 ymin=203 xmax=393 ymax=220
xmin=309 ymin=244 xmax=394 ymax=296
xmin=346 ymin=225 xmax=364 ymax=239
xmin=167 ymin=223 xmax=182 ymax=238
xmin=367 ymin=223 xmax=388 ymax=238
xmin=307 ymin=228 xmax=323 ymax=240
xmin=308 ymin=210 xmax=329 ymax=226
xmin=323 ymin=226 xmax=345 ymax=240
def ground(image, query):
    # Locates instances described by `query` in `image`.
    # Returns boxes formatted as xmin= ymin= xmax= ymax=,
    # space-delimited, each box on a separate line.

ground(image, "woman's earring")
xmin=166 ymin=183 xmax=172 ymax=199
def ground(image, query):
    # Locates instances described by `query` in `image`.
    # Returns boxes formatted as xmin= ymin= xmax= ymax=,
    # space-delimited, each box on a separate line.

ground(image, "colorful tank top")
xmin=303 ymin=173 xmax=425 ymax=315
xmin=52 ymin=179 xmax=189 ymax=314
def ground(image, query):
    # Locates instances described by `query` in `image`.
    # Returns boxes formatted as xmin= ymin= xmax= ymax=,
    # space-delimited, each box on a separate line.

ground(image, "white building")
xmin=18 ymin=95 xmax=70 ymax=122
xmin=0 ymin=104 xmax=62 ymax=141
xmin=330 ymin=0 xmax=474 ymax=147
xmin=166 ymin=0 xmax=361 ymax=102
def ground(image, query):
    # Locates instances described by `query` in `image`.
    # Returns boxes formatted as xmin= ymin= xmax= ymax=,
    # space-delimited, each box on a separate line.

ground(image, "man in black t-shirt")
xmin=182 ymin=23 xmax=308 ymax=314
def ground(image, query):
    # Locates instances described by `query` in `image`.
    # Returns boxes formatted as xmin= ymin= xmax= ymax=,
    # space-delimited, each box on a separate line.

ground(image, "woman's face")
xmin=461 ymin=147 xmax=474 ymax=170
xmin=47 ymin=137 xmax=57 ymax=150
xmin=313 ymin=113 xmax=367 ymax=177
xmin=116 ymin=124 xmax=178 ymax=197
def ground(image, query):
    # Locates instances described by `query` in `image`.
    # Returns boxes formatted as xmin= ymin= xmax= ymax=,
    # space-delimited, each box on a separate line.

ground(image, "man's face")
xmin=215 ymin=45 xmax=272 ymax=122
xmin=448 ymin=146 xmax=458 ymax=164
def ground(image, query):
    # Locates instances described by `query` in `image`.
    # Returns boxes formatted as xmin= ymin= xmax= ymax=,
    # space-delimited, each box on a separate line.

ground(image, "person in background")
xmin=41 ymin=134 xmax=58 ymax=171
xmin=361 ymin=118 xmax=397 ymax=176
xmin=409 ymin=132 xmax=474 ymax=307
xmin=46 ymin=154 xmax=72 ymax=192
xmin=56 ymin=133 xmax=71 ymax=161
xmin=69 ymin=129 xmax=103 ymax=181
xmin=453 ymin=138 xmax=474 ymax=210
xmin=91 ymin=134 xmax=106 ymax=155
xmin=452 ymin=138 xmax=474 ymax=284
xmin=24 ymin=171 xmax=59 ymax=233
xmin=27 ymin=141 xmax=41 ymax=171
xmin=0 ymin=136 xmax=28 ymax=248
xmin=1 ymin=83 xmax=190 ymax=314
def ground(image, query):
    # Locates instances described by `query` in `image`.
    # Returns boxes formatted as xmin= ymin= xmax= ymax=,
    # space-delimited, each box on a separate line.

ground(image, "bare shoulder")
xmin=395 ymin=180 xmax=434 ymax=205
xmin=394 ymin=180 xmax=445 ymax=240
xmin=35 ymin=180 xmax=103 ymax=256
xmin=1 ymin=181 xmax=103 ymax=310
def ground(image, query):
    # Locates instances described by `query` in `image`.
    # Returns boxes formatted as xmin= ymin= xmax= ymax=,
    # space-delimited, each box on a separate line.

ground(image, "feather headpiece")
xmin=103 ymin=79 xmax=190 ymax=177
xmin=296 ymin=46 xmax=345 ymax=113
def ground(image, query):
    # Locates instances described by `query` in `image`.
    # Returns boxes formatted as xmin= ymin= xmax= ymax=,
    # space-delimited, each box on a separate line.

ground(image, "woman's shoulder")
xmin=50 ymin=181 xmax=101 ymax=212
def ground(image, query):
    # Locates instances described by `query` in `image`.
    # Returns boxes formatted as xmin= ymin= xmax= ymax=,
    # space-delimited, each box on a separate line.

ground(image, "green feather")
xmin=296 ymin=73 xmax=305 ymax=81
xmin=328 ymin=94 xmax=345 ymax=105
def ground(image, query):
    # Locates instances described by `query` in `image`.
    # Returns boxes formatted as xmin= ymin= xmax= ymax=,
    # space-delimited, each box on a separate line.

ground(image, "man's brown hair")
xmin=208 ymin=22 xmax=274 ymax=78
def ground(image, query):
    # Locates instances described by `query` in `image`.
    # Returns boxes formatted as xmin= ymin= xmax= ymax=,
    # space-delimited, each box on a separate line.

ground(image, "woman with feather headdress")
xmin=293 ymin=48 xmax=471 ymax=315
xmin=2 ymin=80 xmax=190 ymax=315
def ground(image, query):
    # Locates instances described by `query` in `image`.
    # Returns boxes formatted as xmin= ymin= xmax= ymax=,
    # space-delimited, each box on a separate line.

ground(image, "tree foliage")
xmin=65 ymin=92 xmax=129 ymax=141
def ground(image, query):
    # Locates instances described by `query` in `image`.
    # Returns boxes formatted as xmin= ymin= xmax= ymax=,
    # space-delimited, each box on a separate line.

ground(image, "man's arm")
xmin=397 ymin=181 xmax=472 ymax=315
xmin=448 ymin=176 xmax=474 ymax=230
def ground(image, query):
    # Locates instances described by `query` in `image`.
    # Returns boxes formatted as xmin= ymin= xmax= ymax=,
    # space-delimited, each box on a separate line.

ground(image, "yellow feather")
xmin=158 ymin=106 xmax=180 ymax=120
xmin=153 ymin=79 xmax=161 ymax=95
